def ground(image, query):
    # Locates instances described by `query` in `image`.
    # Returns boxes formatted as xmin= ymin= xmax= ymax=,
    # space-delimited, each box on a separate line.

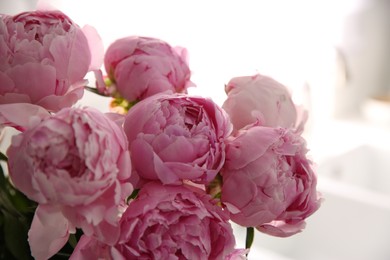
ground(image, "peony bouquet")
xmin=0 ymin=5 xmax=321 ymax=260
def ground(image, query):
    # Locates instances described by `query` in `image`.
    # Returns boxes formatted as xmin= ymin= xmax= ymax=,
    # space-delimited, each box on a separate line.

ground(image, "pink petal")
xmin=0 ymin=103 xmax=50 ymax=131
xmin=0 ymin=71 xmax=15 ymax=93
xmin=257 ymin=220 xmax=306 ymax=237
xmin=6 ymin=62 xmax=56 ymax=103
xmin=50 ymin=31 xmax=89 ymax=84
xmin=82 ymin=25 xmax=104 ymax=71
xmin=0 ymin=93 xmax=31 ymax=105
xmin=28 ymin=205 xmax=75 ymax=260
xmin=93 ymin=69 xmax=107 ymax=94
xmin=37 ymin=83 xmax=84 ymax=112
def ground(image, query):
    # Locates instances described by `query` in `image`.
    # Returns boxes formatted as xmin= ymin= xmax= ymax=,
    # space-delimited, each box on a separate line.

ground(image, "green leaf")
xmin=0 ymin=151 xmax=7 ymax=162
xmin=0 ymin=168 xmax=36 ymax=216
xmin=245 ymin=227 xmax=255 ymax=254
xmin=3 ymin=211 xmax=32 ymax=260
xmin=0 ymin=163 xmax=7 ymax=188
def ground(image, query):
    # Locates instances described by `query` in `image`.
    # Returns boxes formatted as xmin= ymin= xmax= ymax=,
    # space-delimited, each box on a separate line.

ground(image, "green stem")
xmin=245 ymin=227 xmax=255 ymax=256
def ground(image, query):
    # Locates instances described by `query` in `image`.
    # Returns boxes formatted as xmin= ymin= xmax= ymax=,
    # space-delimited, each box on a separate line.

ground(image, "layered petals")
xmin=222 ymin=74 xmax=297 ymax=132
xmin=103 ymin=36 xmax=193 ymax=102
xmin=7 ymin=107 xmax=133 ymax=253
xmin=0 ymin=9 xmax=103 ymax=112
xmin=71 ymin=182 xmax=237 ymax=260
xmin=123 ymin=93 xmax=232 ymax=187
xmin=221 ymin=125 xmax=321 ymax=237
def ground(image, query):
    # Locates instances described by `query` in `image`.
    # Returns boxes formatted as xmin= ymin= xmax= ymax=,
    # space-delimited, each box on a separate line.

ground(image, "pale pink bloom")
xmin=221 ymin=125 xmax=321 ymax=237
xmin=70 ymin=182 xmax=237 ymax=260
xmin=101 ymin=36 xmax=193 ymax=102
xmin=7 ymin=107 xmax=132 ymax=259
xmin=0 ymin=9 xmax=103 ymax=112
xmin=123 ymin=93 xmax=232 ymax=187
xmin=222 ymin=74 xmax=297 ymax=132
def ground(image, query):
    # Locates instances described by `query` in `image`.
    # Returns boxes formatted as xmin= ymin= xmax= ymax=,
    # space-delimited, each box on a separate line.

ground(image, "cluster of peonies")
xmin=0 ymin=6 xmax=321 ymax=260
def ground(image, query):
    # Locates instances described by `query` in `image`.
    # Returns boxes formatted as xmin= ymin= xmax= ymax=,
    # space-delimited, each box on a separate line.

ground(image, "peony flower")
xmin=101 ymin=36 xmax=193 ymax=103
xmin=123 ymin=93 xmax=232 ymax=187
xmin=221 ymin=125 xmax=321 ymax=237
xmin=7 ymin=107 xmax=132 ymax=259
xmin=70 ymin=182 xmax=237 ymax=260
xmin=0 ymin=9 xmax=103 ymax=112
xmin=222 ymin=74 xmax=297 ymax=132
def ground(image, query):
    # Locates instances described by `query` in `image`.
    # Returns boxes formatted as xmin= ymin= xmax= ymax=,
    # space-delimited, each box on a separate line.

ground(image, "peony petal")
xmin=0 ymin=103 xmax=50 ymax=131
xmin=0 ymin=93 xmax=31 ymax=105
xmin=28 ymin=205 xmax=75 ymax=260
xmin=6 ymin=62 xmax=57 ymax=103
xmin=94 ymin=69 xmax=107 ymax=94
xmin=224 ymin=126 xmax=281 ymax=169
xmin=0 ymin=71 xmax=15 ymax=93
xmin=70 ymin=235 xmax=118 ymax=260
xmin=37 ymin=83 xmax=84 ymax=112
xmin=130 ymin=138 xmax=159 ymax=181
xmin=222 ymin=74 xmax=298 ymax=131
xmin=50 ymin=31 xmax=90 ymax=85
xmin=257 ymin=220 xmax=306 ymax=237
xmin=82 ymin=25 xmax=104 ymax=71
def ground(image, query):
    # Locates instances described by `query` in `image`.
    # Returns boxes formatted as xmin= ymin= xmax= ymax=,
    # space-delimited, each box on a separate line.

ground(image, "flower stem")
xmin=245 ymin=227 xmax=255 ymax=254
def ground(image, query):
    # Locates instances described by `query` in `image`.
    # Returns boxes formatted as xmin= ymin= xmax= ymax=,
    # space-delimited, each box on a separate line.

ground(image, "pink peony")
xmin=221 ymin=125 xmax=321 ymax=237
xmin=123 ymin=93 xmax=232 ymax=187
xmin=222 ymin=74 xmax=297 ymax=131
xmin=7 ymin=107 xmax=132 ymax=259
xmin=0 ymin=9 xmax=103 ymax=112
xmin=70 ymin=182 xmax=237 ymax=260
xmin=102 ymin=36 xmax=193 ymax=102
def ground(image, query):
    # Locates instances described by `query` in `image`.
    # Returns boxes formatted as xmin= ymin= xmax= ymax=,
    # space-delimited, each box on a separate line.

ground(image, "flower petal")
xmin=28 ymin=205 xmax=75 ymax=260
xmin=0 ymin=103 xmax=50 ymax=131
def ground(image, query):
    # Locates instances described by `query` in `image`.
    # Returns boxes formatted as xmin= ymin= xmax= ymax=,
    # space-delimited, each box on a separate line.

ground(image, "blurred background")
xmin=1 ymin=0 xmax=390 ymax=259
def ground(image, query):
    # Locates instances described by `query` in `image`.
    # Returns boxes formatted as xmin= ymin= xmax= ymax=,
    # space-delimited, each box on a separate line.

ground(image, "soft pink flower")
xmin=102 ymin=36 xmax=193 ymax=102
xmin=123 ymin=93 xmax=232 ymax=187
xmin=7 ymin=107 xmax=132 ymax=259
xmin=222 ymin=74 xmax=297 ymax=131
xmin=0 ymin=9 xmax=103 ymax=112
xmin=70 ymin=182 xmax=237 ymax=260
xmin=221 ymin=125 xmax=321 ymax=237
